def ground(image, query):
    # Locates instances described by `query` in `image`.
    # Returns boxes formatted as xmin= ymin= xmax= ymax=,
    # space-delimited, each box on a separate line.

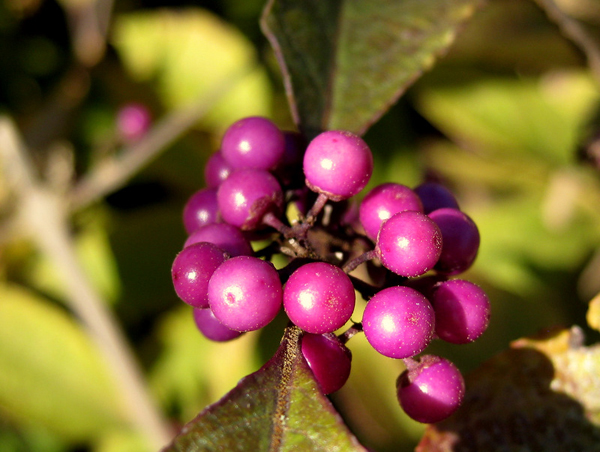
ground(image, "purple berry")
xmin=217 ymin=168 xmax=284 ymax=230
xmin=428 ymin=208 xmax=480 ymax=275
xmin=362 ymin=286 xmax=435 ymax=359
xmin=204 ymin=151 xmax=233 ymax=188
xmin=184 ymin=223 xmax=253 ymax=257
xmin=273 ymin=131 xmax=307 ymax=187
xmin=397 ymin=355 xmax=465 ymax=423
xmin=431 ymin=279 xmax=490 ymax=344
xmin=221 ymin=116 xmax=285 ymax=170
xmin=283 ymin=262 xmax=355 ymax=334
xmin=193 ymin=308 xmax=244 ymax=342
xmin=182 ymin=187 xmax=220 ymax=234
xmin=414 ymin=182 xmax=459 ymax=214
xmin=359 ymin=183 xmax=424 ymax=240
xmin=303 ymin=130 xmax=373 ymax=201
xmin=171 ymin=242 xmax=228 ymax=308
xmin=116 ymin=103 xmax=151 ymax=143
xmin=376 ymin=211 xmax=443 ymax=277
xmin=208 ymin=256 xmax=283 ymax=332
xmin=301 ymin=333 xmax=352 ymax=395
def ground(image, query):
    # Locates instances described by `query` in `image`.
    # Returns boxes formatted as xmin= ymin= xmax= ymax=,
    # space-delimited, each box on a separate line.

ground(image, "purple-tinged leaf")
xmin=162 ymin=326 xmax=367 ymax=451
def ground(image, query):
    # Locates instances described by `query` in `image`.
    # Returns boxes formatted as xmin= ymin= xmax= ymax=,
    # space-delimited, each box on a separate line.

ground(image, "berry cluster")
xmin=171 ymin=116 xmax=490 ymax=424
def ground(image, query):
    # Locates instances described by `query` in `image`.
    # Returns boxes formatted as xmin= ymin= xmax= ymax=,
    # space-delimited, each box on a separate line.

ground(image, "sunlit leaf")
xmin=587 ymin=293 xmax=600 ymax=332
xmin=150 ymin=306 xmax=259 ymax=422
xmin=112 ymin=8 xmax=272 ymax=131
xmin=162 ymin=326 xmax=367 ymax=451
xmin=261 ymin=0 xmax=482 ymax=138
xmin=417 ymin=327 xmax=600 ymax=451
xmin=415 ymin=70 xmax=600 ymax=165
xmin=0 ymin=284 xmax=128 ymax=440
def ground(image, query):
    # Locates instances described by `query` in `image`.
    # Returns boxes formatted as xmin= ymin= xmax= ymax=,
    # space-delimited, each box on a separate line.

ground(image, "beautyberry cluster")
xmin=171 ymin=116 xmax=490 ymax=424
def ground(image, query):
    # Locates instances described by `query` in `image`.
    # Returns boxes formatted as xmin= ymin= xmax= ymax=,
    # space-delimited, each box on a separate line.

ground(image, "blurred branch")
xmin=0 ymin=116 xmax=173 ymax=449
xmin=69 ymin=65 xmax=255 ymax=210
xmin=535 ymin=0 xmax=600 ymax=83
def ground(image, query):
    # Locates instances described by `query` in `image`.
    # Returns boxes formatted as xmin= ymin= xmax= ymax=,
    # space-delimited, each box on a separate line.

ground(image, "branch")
xmin=68 ymin=66 xmax=255 ymax=210
xmin=535 ymin=0 xmax=600 ymax=83
xmin=0 ymin=116 xmax=172 ymax=449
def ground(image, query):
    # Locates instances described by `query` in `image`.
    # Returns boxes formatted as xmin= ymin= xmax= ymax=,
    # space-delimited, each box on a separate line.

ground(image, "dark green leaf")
xmin=261 ymin=0 xmax=482 ymax=138
xmin=162 ymin=326 xmax=367 ymax=452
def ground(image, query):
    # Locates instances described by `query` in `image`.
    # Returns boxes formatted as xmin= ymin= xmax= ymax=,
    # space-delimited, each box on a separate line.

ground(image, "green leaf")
xmin=112 ymin=8 xmax=273 ymax=131
xmin=417 ymin=327 xmax=600 ymax=451
xmin=0 ymin=284 xmax=128 ymax=441
xmin=150 ymin=306 xmax=259 ymax=422
xmin=162 ymin=326 xmax=367 ymax=452
xmin=415 ymin=71 xmax=600 ymax=165
xmin=261 ymin=0 xmax=482 ymax=138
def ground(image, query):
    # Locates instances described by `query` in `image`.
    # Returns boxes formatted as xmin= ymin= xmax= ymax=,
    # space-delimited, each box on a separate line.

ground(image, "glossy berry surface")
xmin=283 ymin=262 xmax=355 ymax=334
xmin=414 ymin=182 xmax=460 ymax=214
xmin=182 ymin=187 xmax=220 ymax=234
xmin=397 ymin=355 xmax=465 ymax=423
xmin=171 ymin=242 xmax=228 ymax=308
xmin=208 ymin=256 xmax=283 ymax=332
xmin=303 ymin=130 xmax=373 ymax=201
xmin=184 ymin=223 xmax=253 ymax=257
xmin=193 ymin=307 xmax=243 ymax=342
xmin=376 ymin=211 xmax=443 ymax=277
xmin=428 ymin=208 xmax=480 ymax=275
xmin=431 ymin=279 xmax=490 ymax=344
xmin=217 ymin=168 xmax=284 ymax=230
xmin=221 ymin=116 xmax=285 ymax=170
xmin=301 ymin=333 xmax=352 ymax=395
xmin=204 ymin=151 xmax=233 ymax=188
xmin=362 ymin=286 xmax=435 ymax=359
xmin=359 ymin=183 xmax=423 ymax=240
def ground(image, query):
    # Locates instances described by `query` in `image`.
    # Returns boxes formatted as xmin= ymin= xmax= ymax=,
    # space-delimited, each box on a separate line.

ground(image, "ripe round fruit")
xmin=431 ymin=279 xmax=490 ymax=344
xmin=303 ymin=130 xmax=373 ymax=201
xmin=192 ymin=308 xmax=243 ymax=342
xmin=221 ymin=116 xmax=285 ymax=170
xmin=397 ymin=355 xmax=465 ymax=423
xmin=301 ymin=333 xmax=352 ymax=395
xmin=171 ymin=242 xmax=228 ymax=308
xmin=217 ymin=168 xmax=284 ymax=230
xmin=376 ymin=211 xmax=443 ymax=277
xmin=208 ymin=256 xmax=283 ymax=332
xmin=283 ymin=262 xmax=355 ymax=334
xmin=362 ymin=286 xmax=435 ymax=359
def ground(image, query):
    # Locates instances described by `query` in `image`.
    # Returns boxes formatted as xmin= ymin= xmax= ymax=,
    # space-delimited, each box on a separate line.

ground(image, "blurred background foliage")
xmin=1 ymin=0 xmax=600 ymax=451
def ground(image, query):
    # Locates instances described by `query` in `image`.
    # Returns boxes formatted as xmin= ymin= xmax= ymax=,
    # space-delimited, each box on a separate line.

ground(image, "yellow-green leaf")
xmin=111 ymin=8 xmax=273 ymax=132
xmin=0 ymin=284 xmax=128 ymax=441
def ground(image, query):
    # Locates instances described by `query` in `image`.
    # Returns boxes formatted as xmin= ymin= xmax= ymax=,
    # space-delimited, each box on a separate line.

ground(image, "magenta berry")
xmin=182 ymin=187 xmax=220 ymax=234
xmin=301 ymin=333 xmax=352 ymax=395
xmin=376 ymin=211 xmax=443 ymax=277
xmin=431 ymin=279 xmax=490 ymax=344
xmin=397 ymin=355 xmax=465 ymax=423
xmin=208 ymin=256 xmax=283 ymax=332
xmin=193 ymin=308 xmax=244 ymax=342
xmin=362 ymin=286 xmax=435 ymax=359
xmin=428 ymin=208 xmax=480 ymax=275
xmin=303 ymin=130 xmax=373 ymax=201
xmin=217 ymin=168 xmax=284 ymax=230
xmin=116 ymin=102 xmax=151 ymax=142
xmin=204 ymin=151 xmax=233 ymax=188
xmin=221 ymin=116 xmax=285 ymax=170
xmin=171 ymin=242 xmax=228 ymax=309
xmin=283 ymin=262 xmax=355 ymax=334
xmin=184 ymin=223 xmax=253 ymax=257
xmin=359 ymin=183 xmax=423 ymax=240
xmin=414 ymin=182 xmax=460 ymax=214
